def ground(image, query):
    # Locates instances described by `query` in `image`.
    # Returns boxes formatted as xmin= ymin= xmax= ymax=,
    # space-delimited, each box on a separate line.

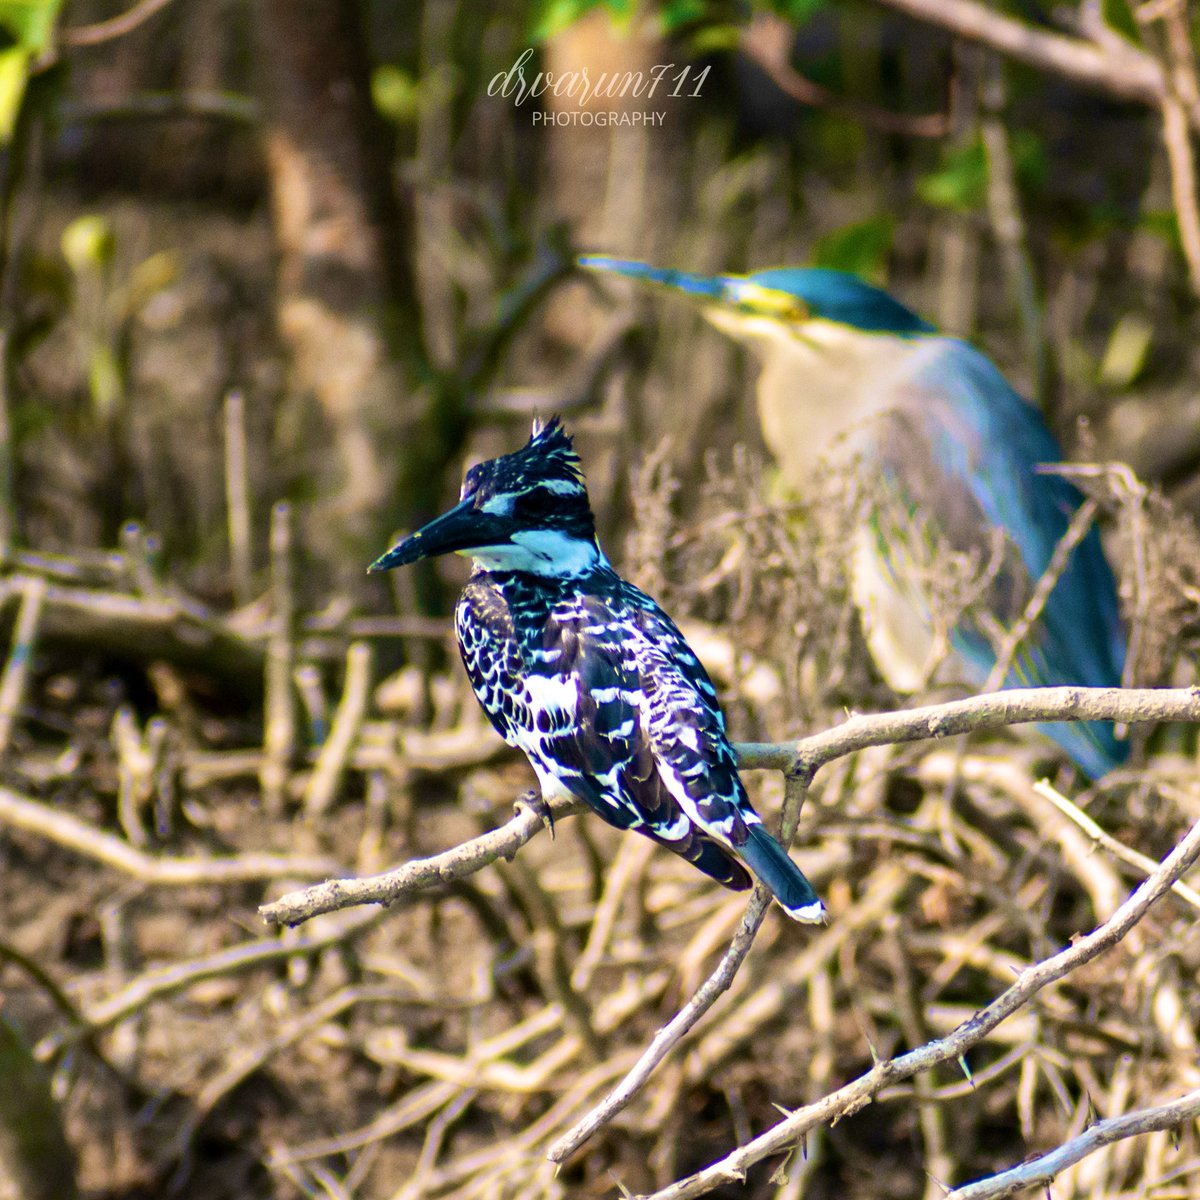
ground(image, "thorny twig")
xmin=630 ymin=812 xmax=1200 ymax=1199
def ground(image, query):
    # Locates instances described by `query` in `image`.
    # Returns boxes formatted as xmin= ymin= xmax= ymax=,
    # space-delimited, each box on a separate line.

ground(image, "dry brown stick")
xmin=36 ymin=909 xmax=381 ymax=1061
xmin=172 ymin=984 xmax=407 ymax=1164
xmin=259 ymin=794 xmax=588 ymax=926
xmin=0 ymin=575 xmax=45 ymax=755
xmin=0 ymin=573 xmax=264 ymax=688
xmin=548 ymin=891 xmax=771 ymax=1165
xmin=630 ymin=814 xmax=1200 ymax=1200
xmin=0 ymin=785 xmax=338 ymax=885
xmin=61 ymin=0 xmax=177 ymax=45
xmin=1031 ymin=778 xmax=1200 ymax=910
xmin=261 ymin=501 xmax=296 ymax=813
xmin=112 ymin=705 xmax=151 ymax=847
xmin=946 ymin=1088 xmax=1200 ymax=1200
xmin=223 ymin=389 xmax=253 ymax=608
xmin=303 ymin=641 xmax=373 ymax=817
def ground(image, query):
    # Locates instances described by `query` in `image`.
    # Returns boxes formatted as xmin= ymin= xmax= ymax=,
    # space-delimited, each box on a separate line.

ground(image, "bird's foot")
xmin=514 ymin=789 xmax=555 ymax=839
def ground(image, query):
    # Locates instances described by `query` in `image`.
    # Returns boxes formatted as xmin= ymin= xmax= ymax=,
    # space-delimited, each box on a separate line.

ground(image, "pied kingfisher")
xmin=369 ymin=418 xmax=825 ymax=923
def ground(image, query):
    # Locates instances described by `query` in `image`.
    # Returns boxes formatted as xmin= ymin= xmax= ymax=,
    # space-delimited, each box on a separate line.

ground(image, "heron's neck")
xmin=711 ymin=313 xmax=942 ymax=480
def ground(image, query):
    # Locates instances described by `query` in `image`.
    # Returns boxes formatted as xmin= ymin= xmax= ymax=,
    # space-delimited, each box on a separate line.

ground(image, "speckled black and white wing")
xmin=456 ymin=570 xmax=824 ymax=921
xmin=456 ymin=575 xmax=751 ymax=890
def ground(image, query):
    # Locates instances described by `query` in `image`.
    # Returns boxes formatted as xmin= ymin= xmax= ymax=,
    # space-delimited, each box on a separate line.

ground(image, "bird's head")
xmin=578 ymin=255 xmax=934 ymax=349
xmin=369 ymin=417 xmax=604 ymax=578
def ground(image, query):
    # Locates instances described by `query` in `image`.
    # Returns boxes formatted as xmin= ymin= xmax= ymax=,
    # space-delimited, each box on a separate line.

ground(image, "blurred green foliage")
xmin=0 ymin=0 xmax=62 ymax=140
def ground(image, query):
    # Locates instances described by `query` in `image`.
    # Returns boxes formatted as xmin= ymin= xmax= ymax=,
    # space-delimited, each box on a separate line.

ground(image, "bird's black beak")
xmin=368 ymin=497 xmax=511 ymax=572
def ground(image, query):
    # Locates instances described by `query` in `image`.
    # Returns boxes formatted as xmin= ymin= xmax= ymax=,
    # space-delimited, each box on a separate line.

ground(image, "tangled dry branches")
xmin=5 ymin=459 xmax=1200 ymax=1199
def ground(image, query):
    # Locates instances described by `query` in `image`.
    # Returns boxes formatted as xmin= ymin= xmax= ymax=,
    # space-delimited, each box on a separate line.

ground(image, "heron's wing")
xmin=878 ymin=339 xmax=1127 ymax=775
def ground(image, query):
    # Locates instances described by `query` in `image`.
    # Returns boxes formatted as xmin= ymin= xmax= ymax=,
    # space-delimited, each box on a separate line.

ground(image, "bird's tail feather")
xmin=739 ymin=825 xmax=827 ymax=924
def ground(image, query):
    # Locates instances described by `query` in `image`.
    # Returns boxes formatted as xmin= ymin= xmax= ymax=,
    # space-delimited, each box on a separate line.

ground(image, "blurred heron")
xmin=579 ymin=256 xmax=1127 ymax=778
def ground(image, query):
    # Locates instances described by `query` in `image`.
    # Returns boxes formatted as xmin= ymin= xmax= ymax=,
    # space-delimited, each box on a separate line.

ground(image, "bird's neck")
xmin=724 ymin=316 xmax=944 ymax=480
xmin=468 ymin=531 xmax=610 ymax=579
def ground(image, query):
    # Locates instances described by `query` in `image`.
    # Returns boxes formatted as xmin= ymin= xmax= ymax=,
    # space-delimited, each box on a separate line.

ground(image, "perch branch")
xmin=260 ymin=794 xmax=588 ymax=926
xmin=736 ymin=686 xmax=1200 ymax=776
xmin=263 ymin=687 xmax=1200 ymax=927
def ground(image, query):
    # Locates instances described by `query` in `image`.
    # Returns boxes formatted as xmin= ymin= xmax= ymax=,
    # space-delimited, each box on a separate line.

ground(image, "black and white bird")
xmin=369 ymin=418 xmax=825 ymax=923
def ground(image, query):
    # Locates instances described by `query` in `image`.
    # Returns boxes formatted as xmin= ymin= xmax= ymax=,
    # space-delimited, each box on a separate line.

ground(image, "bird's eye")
xmin=515 ymin=489 xmax=557 ymax=519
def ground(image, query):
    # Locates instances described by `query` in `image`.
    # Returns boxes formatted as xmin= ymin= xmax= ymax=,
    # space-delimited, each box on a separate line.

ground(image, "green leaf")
xmin=811 ymin=216 xmax=895 ymax=282
xmin=531 ymin=0 xmax=606 ymax=41
xmin=371 ymin=64 xmax=419 ymax=124
xmin=0 ymin=0 xmax=64 ymax=51
xmin=0 ymin=44 xmax=28 ymax=140
xmin=917 ymin=139 xmax=987 ymax=212
xmin=61 ymin=213 xmax=114 ymax=273
xmin=1101 ymin=0 xmax=1140 ymax=44
xmin=661 ymin=0 xmax=706 ymax=32
xmin=1099 ymin=313 xmax=1154 ymax=388
xmin=89 ymin=343 xmax=123 ymax=421
xmin=765 ymin=0 xmax=827 ymax=23
xmin=690 ymin=22 xmax=741 ymax=51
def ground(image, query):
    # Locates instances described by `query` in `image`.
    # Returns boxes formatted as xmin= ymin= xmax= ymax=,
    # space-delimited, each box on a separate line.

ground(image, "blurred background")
xmin=1 ymin=1 xmax=1200 ymax=1198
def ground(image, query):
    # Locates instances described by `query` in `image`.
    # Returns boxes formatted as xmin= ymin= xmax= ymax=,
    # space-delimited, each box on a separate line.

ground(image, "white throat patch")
xmin=465 ymin=530 xmax=606 ymax=577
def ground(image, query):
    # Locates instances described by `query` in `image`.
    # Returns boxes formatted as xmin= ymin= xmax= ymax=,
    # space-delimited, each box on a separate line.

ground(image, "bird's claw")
xmin=514 ymin=789 xmax=555 ymax=839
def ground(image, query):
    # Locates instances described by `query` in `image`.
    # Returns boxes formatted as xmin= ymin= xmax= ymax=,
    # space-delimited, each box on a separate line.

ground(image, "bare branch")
xmin=630 ymin=813 xmax=1200 ymax=1199
xmin=872 ymin=0 xmax=1166 ymax=109
xmin=263 ymin=687 xmax=1200 ymax=927
xmin=946 ymin=1088 xmax=1200 ymax=1200
xmin=62 ymin=0 xmax=177 ymax=47
xmin=737 ymin=686 xmax=1200 ymax=776
xmin=742 ymin=13 xmax=952 ymax=137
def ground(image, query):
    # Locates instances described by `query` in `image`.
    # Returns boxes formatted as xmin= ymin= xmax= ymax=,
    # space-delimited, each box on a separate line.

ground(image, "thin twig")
xmin=548 ymin=890 xmax=772 ymax=1165
xmin=62 ymin=0 xmax=177 ymax=46
xmin=630 ymin=814 xmax=1200 ymax=1199
xmin=261 ymin=500 xmax=296 ymax=813
xmin=1031 ymin=778 xmax=1200 ymax=910
xmin=259 ymin=794 xmax=588 ymax=926
xmin=224 ymin=389 xmax=253 ymax=608
xmin=945 ymin=1088 xmax=1200 ymax=1200
xmin=742 ymin=13 xmax=952 ymax=137
xmin=0 ymin=575 xmax=45 ymax=755
xmin=1162 ymin=95 xmax=1200 ymax=297
xmin=546 ymin=774 xmax=811 ymax=1162
xmin=983 ymin=500 xmax=1098 ymax=692
xmin=303 ymin=641 xmax=373 ymax=817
